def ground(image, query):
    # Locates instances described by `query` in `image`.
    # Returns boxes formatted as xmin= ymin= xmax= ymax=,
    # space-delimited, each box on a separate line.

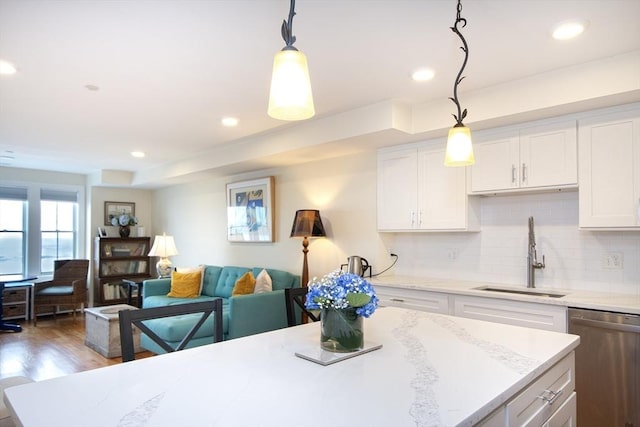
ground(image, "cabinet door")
xmin=520 ymin=121 xmax=577 ymax=188
xmin=579 ymin=111 xmax=640 ymax=228
xmin=375 ymin=285 xmax=451 ymax=314
xmin=453 ymin=295 xmax=567 ymax=332
xmin=418 ymin=148 xmax=468 ymax=229
xmin=377 ymin=148 xmax=418 ymax=230
xmin=543 ymin=391 xmax=576 ymax=427
xmin=470 ymin=134 xmax=520 ymax=192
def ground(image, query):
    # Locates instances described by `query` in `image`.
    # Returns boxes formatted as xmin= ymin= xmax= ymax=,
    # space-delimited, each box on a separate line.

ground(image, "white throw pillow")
xmin=254 ymin=269 xmax=273 ymax=293
xmin=176 ymin=265 xmax=205 ymax=295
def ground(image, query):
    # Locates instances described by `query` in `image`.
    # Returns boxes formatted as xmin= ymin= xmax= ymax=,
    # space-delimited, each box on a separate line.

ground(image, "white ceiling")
xmin=1 ymin=0 xmax=639 ymax=186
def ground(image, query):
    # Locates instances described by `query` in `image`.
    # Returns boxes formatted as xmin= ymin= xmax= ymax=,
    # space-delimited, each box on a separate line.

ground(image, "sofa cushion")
xmin=176 ymin=265 xmax=205 ymax=294
xmin=143 ymin=305 xmax=229 ymax=342
xmin=214 ymin=267 xmax=251 ymax=298
xmin=232 ymin=271 xmax=255 ymax=296
xmin=252 ymin=268 xmax=298 ymax=291
xmin=201 ymin=266 xmax=223 ymax=296
xmin=167 ymin=270 xmax=202 ymax=298
xmin=143 ymin=295 xmax=226 ymax=309
xmin=253 ymin=269 xmax=272 ymax=293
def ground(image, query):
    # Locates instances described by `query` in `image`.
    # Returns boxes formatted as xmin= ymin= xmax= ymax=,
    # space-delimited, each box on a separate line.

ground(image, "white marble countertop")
xmin=372 ymin=275 xmax=640 ymax=315
xmin=4 ymin=307 xmax=579 ymax=427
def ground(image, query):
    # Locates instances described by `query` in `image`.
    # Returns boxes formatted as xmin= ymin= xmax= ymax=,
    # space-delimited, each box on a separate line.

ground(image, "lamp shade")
xmin=290 ymin=210 xmax=326 ymax=238
xmin=444 ymin=125 xmax=475 ymax=166
xmin=268 ymin=49 xmax=315 ymax=121
xmin=148 ymin=234 xmax=179 ymax=257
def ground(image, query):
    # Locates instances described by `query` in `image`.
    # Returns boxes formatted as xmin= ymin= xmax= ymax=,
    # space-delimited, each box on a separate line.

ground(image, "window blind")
xmin=40 ymin=189 xmax=78 ymax=202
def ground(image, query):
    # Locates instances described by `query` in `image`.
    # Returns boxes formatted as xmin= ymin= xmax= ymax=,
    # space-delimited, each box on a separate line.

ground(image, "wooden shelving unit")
xmin=94 ymin=237 xmax=151 ymax=306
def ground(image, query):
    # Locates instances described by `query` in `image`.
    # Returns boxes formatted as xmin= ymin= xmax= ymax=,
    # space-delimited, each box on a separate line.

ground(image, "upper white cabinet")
xmin=578 ymin=108 xmax=640 ymax=229
xmin=377 ymin=147 xmax=418 ymax=230
xmin=377 ymin=143 xmax=479 ymax=232
xmin=470 ymin=120 xmax=578 ymax=194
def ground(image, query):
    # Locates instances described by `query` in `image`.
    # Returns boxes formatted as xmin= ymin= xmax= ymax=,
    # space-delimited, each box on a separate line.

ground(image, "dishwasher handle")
xmin=570 ymin=316 xmax=640 ymax=334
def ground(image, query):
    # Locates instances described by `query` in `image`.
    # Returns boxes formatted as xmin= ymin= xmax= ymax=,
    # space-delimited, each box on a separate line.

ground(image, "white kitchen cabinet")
xmin=374 ymin=285 xmax=451 ymax=314
xmin=478 ymin=353 xmax=576 ymax=427
xmin=543 ymin=391 xmax=576 ymax=427
xmin=377 ymin=147 xmax=418 ymax=230
xmin=377 ymin=144 xmax=479 ymax=231
xmin=578 ymin=108 xmax=640 ymax=229
xmin=453 ymin=295 xmax=567 ymax=332
xmin=469 ymin=130 xmax=520 ymax=192
xmin=470 ymin=120 xmax=577 ymax=193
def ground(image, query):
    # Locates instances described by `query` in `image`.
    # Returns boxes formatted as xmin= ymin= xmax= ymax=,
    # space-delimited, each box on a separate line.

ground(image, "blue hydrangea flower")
xmin=305 ymin=270 xmax=378 ymax=318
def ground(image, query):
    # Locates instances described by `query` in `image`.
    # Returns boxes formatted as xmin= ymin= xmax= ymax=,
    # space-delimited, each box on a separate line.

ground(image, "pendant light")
xmin=444 ymin=0 xmax=474 ymax=167
xmin=268 ymin=0 xmax=315 ymax=121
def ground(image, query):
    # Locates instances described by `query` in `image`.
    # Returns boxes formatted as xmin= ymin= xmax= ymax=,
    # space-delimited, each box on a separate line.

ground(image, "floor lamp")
xmin=290 ymin=209 xmax=327 ymax=288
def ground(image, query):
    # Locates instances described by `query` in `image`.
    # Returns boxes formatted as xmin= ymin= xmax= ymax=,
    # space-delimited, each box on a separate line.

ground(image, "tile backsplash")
xmin=392 ymin=191 xmax=640 ymax=296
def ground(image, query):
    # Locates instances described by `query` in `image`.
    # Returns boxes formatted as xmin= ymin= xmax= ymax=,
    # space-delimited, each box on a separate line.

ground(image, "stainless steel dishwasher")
xmin=568 ymin=308 xmax=640 ymax=427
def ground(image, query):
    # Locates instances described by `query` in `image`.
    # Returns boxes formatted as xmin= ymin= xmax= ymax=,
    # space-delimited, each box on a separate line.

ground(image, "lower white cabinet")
xmin=478 ymin=352 xmax=576 ymax=427
xmin=543 ymin=391 xmax=576 ymax=427
xmin=375 ymin=285 xmax=451 ymax=314
xmin=453 ymin=295 xmax=567 ymax=332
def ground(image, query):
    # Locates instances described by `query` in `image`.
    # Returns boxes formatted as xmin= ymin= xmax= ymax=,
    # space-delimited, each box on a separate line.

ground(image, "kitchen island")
xmin=3 ymin=307 xmax=579 ymax=427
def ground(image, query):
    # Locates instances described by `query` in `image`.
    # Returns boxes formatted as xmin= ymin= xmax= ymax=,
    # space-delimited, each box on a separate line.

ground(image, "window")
xmin=40 ymin=190 xmax=79 ymax=274
xmin=0 ymin=187 xmax=27 ymax=275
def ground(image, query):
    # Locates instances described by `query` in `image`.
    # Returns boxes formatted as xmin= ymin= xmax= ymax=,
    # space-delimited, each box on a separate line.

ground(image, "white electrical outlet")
xmin=448 ymin=248 xmax=459 ymax=261
xmin=602 ymin=252 xmax=624 ymax=270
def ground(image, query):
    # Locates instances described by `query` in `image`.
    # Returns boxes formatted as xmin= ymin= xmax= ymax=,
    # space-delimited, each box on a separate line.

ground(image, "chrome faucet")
xmin=527 ymin=216 xmax=546 ymax=288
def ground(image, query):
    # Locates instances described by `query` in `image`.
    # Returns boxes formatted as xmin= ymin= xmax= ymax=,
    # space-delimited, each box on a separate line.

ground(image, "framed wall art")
xmin=104 ymin=201 xmax=135 ymax=226
xmin=226 ymin=177 xmax=275 ymax=242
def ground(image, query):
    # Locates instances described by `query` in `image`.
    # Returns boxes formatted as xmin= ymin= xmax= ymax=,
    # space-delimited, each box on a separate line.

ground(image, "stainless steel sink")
xmin=474 ymin=286 xmax=566 ymax=298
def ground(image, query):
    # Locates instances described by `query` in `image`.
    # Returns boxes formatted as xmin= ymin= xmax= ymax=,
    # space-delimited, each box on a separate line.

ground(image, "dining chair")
xmin=32 ymin=259 xmax=89 ymax=326
xmin=118 ymin=299 xmax=223 ymax=362
xmin=284 ymin=287 xmax=320 ymax=327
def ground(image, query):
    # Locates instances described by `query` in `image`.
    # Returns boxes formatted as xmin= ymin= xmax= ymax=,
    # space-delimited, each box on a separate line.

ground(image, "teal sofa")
xmin=140 ymin=265 xmax=300 ymax=353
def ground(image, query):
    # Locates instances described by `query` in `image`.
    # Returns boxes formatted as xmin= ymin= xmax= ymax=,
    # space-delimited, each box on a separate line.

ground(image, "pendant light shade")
xmin=268 ymin=48 xmax=315 ymax=121
xmin=444 ymin=125 xmax=474 ymax=166
xmin=445 ymin=0 xmax=474 ymax=167
xmin=267 ymin=0 xmax=315 ymax=121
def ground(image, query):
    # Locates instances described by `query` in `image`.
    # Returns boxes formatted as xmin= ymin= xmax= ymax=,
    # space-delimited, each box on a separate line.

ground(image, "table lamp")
xmin=148 ymin=233 xmax=179 ymax=278
xmin=290 ymin=209 xmax=326 ymax=287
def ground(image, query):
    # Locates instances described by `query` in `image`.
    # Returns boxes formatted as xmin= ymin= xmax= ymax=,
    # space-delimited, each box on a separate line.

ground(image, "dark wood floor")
xmin=0 ymin=313 xmax=152 ymax=382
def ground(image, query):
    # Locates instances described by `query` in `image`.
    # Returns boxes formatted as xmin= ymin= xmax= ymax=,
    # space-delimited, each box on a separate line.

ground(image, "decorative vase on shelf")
xmin=119 ymin=226 xmax=131 ymax=238
xmin=320 ymin=307 xmax=364 ymax=353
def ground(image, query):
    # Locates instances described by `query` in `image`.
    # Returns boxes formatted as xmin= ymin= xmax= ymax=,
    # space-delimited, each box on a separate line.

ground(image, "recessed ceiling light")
xmin=0 ymin=60 xmax=17 ymax=75
xmin=552 ymin=19 xmax=589 ymax=40
xmin=130 ymin=151 xmax=145 ymax=158
xmin=221 ymin=117 xmax=239 ymax=127
xmin=411 ymin=68 xmax=435 ymax=82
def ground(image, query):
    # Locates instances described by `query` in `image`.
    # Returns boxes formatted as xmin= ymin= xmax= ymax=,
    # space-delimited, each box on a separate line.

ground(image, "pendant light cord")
xmin=280 ymin=0 xmax=298 ymax=50
xmin=449 ymin=0 xmax=469 ymax=127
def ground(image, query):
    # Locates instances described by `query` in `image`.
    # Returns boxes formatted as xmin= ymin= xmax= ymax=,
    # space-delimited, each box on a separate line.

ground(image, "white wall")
xmin=153 ymin=152 xmax=640 ymax=297
xmin=392 ymin=191 xmax=640 ymax=296
xmin=152 ymin=151 xmax=391 ymax=280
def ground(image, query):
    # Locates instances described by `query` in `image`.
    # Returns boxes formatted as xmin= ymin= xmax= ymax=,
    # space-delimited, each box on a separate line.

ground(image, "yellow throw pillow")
xmin=176 ymin=265 xmax=205 ymax=294
xmin=232 ymin=271 xmax=256 ymax=296
xmin=167 ymin=270 xmax=202 ymax=298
